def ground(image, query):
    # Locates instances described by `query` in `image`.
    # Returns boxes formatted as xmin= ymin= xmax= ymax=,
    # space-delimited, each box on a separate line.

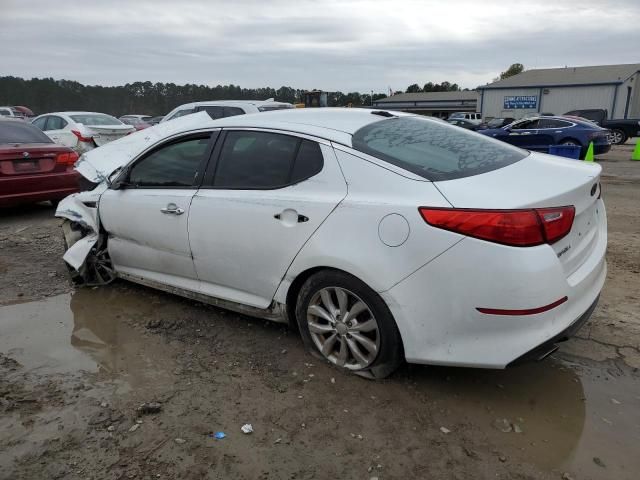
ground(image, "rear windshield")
xmin=0 ymin=120 xmax=53 ymax=144
xmin=70 ymin=114 xmax=122 ymax=125
xmin=352 ymin=116 xmax=528 ymax=181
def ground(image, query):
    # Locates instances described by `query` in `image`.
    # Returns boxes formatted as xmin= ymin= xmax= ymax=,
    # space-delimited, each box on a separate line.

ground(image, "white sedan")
xmin=31 ymin=112 xmax=135 ymax=154
xmin=56 ymin=109 xmax=606 ymax=378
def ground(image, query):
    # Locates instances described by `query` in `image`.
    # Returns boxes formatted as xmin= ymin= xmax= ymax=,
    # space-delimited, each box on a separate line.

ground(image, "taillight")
xmin=419 ymin=206 xmax=575 ymax=247
xmin=56 ymin=151 xmax=79 ymax=166
xmin=71 ymin=130 xmax=93 ymax=143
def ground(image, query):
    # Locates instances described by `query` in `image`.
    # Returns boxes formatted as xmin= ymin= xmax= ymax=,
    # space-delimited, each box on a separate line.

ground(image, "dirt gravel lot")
xmin=1 ymin=143 xmax=639 ymax=480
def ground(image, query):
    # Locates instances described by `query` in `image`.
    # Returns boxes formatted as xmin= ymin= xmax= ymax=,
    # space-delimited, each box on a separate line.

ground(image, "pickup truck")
xmin=563 ymin=108 xmax=640 ymax=145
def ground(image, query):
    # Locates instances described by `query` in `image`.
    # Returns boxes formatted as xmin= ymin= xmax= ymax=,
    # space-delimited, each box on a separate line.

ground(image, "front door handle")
xmin=161 ymin=203 xmax=185 ymax=215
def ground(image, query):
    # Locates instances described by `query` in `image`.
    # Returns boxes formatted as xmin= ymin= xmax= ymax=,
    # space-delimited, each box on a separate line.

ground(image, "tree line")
xmin=0 ymin=65 xmax=522 ymax=116
xmin=0 ymin=76 xmax=388 ymax=116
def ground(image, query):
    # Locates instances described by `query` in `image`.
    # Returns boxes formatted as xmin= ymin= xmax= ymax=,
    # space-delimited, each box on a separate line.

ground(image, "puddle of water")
xmin=410 ymin=358 xmax=640 ymax=479
xmin=0 ymin=288 xmax=176 ymax=387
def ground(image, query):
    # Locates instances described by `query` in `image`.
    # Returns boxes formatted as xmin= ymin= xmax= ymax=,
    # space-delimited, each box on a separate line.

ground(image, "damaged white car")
xmin=57 ymin=109 xmax=606 ymax=378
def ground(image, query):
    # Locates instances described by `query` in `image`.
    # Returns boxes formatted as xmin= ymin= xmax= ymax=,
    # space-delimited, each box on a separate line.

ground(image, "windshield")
xmin=70 ymin=114 xmax=122 ymax=125
xmin=352 ymin=116 xmax=528 ymax=181
xmin=0 ymin=120 xmax=53 ymax=144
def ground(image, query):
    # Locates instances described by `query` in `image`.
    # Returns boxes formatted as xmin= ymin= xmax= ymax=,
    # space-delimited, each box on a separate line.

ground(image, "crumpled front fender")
xmin=55 ymin=184 xmax=108 ymax=270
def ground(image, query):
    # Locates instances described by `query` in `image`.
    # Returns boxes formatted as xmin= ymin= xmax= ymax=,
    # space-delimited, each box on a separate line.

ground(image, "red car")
xmin=0 ymin=119 xmax=80 ymax=207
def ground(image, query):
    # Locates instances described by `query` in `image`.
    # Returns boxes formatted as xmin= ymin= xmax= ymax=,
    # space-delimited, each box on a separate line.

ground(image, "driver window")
xmin=511 ymin=119 xmax=539 ymax=130
xmin=128 ymin=136 xmax=210 ymax=187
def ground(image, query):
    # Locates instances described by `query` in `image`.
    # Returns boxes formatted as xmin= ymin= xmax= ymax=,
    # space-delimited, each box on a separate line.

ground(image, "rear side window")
xmin=0 ymin=120 xmax=53 ymax=144
xmin=538 ymin=118 xmax=572 ymax=129
xmin=32 ymin=117 xmax=48 ymax=130
xmin=128 ymin=136 xmax=210 ymax=187
xmin=352 ymin=117 xmax=527 ymax=181
xmin=213 ymin=131 xmax=323 ymax=189
xmin=46 ymin=116 xmax=68 ymax=130
xmin=200 ymin=106 xmax=225 ymax=119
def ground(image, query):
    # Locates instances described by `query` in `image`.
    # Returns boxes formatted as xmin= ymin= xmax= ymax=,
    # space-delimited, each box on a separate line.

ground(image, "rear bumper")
xmin=507 ymin=294 xmax=599 ymax=366
xmin=382 ymin=201 xmax=607 ymax=368
xmin=0 ymin=170 xmax=80 ymax=207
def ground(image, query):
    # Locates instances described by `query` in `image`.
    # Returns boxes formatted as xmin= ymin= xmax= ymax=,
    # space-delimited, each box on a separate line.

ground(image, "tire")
xmin=610 ymin=129 xmax=627 ymax=145
xmin=295 ymin=270 xmax=403 ymax=379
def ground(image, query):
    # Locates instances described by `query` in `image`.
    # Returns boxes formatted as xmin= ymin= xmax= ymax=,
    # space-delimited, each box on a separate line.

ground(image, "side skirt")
xmin=116 ymin=271 xmax=290 ymax=325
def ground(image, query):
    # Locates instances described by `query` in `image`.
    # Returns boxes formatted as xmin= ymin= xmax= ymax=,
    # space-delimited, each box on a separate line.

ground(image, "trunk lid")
xmin=75 ymin=112 xmax=214 ymax=183
xmin=82 ymin=125 xmax=135 ymax=146
xmin=434 ymin=152 xmax=602 ymax=276
xmin=0 ymin=144 xmax=70 ymax=176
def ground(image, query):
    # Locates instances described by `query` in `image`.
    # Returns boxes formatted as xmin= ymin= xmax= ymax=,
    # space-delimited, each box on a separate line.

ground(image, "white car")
xmin=31 ymin=112 xmax=135 ymax=154
xmin=56 ymin=109 xmax=606 ymax=378
xmin=0 ymin=106 xmax=26 ymax=119
xmin=160 ymin=99 xmax=294 ymax=123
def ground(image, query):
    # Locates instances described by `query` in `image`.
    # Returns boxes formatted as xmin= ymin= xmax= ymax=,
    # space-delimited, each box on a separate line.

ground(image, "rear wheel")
xmin=610 ymin=129 xmax=627 ymax=145
xmin=295 ymin=270 xmax=403 ymax=379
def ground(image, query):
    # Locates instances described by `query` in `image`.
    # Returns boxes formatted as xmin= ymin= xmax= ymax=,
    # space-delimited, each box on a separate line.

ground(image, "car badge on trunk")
xmin=22 ymin=151 xmax=30 ymax=158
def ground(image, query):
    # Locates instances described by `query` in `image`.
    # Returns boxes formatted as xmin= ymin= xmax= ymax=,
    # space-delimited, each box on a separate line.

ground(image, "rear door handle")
xmin=274 ymin=209 xmax=308 ymax=223
xmin=161 ymin=203 xmax=185 ymax=215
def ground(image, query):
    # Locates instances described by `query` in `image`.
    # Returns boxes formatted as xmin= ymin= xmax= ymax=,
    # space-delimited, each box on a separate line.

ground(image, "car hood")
xmin=74 ymin=112 xmax=214 ymax=183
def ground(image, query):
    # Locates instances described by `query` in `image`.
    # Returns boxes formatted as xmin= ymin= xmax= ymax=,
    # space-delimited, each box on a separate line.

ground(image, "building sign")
xmin=503 ymin=95 xmax=538 ymax=109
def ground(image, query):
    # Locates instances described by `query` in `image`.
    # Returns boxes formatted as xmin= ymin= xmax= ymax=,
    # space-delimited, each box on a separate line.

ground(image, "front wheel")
xmin=295 ymin=270 xmax=403 ymax=379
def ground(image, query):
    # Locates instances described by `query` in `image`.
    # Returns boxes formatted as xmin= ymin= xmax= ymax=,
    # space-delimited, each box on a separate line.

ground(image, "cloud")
xmin=1 ymin=0 xmax=639 ymax=92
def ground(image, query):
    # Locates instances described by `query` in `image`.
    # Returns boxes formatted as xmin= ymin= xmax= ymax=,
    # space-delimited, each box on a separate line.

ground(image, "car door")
xmin=501 ymin=119 xmax=547 ymax=150
xmin=188 ymin=129 xmax=347 ymax=309
xmin=99 ymin=132 xmax=216 ymax=291
xmin=536 ymin=118 xmax=570 ymax=148
xmin=43 ymin=115 xmax=76 ymax=148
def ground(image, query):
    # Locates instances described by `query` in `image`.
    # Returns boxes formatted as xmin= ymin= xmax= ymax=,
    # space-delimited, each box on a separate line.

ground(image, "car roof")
xmin=205 ymin=108 xmax=417 ymax=143
xmin=176 ymin=99 xmax=292 ymax=109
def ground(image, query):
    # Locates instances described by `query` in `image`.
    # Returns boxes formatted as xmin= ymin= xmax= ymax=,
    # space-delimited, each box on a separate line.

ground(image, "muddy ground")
xmin=1 ymin=143 xmax=639 ymax=480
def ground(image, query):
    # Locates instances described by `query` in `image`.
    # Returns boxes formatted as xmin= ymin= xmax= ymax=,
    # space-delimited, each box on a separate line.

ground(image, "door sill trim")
xmin=116 ymin=271 xmax=289 ymax=325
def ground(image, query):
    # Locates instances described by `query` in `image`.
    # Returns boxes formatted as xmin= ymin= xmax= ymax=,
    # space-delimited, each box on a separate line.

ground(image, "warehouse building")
xmin=372 ymin=91 xmax=478 ymax=118
xmin=478 ymin=63 xmax=640 ymax=120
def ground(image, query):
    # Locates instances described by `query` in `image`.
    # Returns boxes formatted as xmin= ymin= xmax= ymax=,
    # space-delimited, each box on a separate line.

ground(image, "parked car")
xmin=161 ymin=99 xmax=294 ymax=123
xmin=119 ymin=115 xmax=153 ymax=130
xmin=31 ymin=112 xmax=135 ymax=154
xmin=148 ymin=116 xmax=164 ymax=125
xmin=479 ymin=115 xmax=611 ymax=156
xmin=447 ymin=118 xmax=478 ymax=130
xmin=563 ymin=108 xmax=640 ymax=145
xmin=476 ymin=117 xmax=515 ymax=130
xmin=447 ymin=112 xmax=482 ymax=124
xmin=56 ymin=109 xmax=606 ymax=378
xmin=0 ymin=119 xmax=79 ymax=207
xmin=0 ymin=106 xmax=27 ymax=120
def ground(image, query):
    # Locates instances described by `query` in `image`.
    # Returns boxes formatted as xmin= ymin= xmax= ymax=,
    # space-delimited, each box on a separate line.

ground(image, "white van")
xmin=448 ymin=112 xmax=482 ymax=124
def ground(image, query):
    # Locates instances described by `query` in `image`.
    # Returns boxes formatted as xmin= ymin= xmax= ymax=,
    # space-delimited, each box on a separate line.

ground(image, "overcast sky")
xmin=2 ymin=0 xmax=639 ymax=92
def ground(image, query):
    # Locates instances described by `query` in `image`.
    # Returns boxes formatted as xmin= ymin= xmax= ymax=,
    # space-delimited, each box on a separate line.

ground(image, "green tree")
xmin=406 ymin=83 xmax=422 ymax=93
xmin=500 ymin=63 xmax=524 ymax=80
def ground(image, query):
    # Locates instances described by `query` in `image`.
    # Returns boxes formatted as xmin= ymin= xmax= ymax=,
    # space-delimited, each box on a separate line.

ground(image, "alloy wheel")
xmin=610 ymin=130 xmax=624 ymax=144
xmin=306 ymin=287 xmax=380 ymax=370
